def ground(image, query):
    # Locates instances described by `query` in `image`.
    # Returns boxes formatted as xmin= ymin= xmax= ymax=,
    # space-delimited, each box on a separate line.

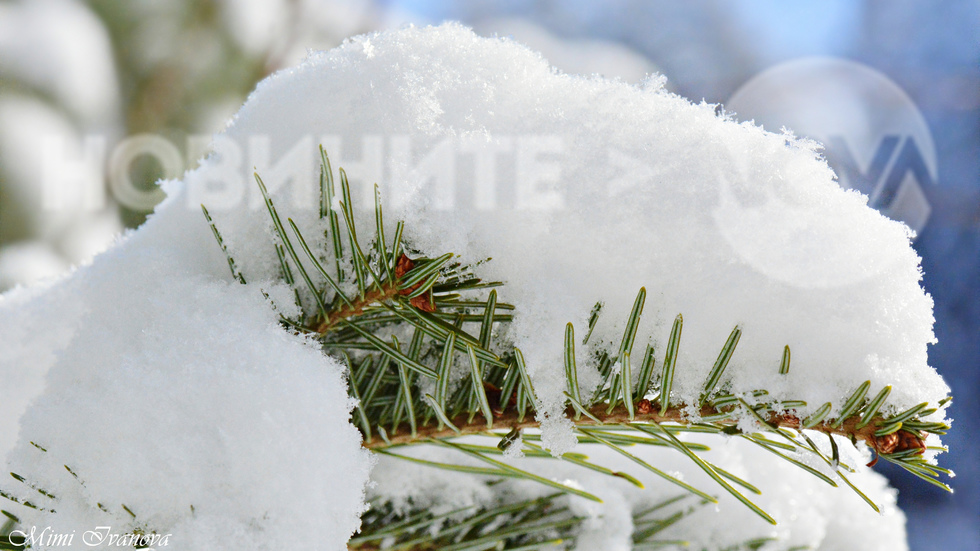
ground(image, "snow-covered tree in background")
xmin=0 ymin=24 xmax=953 ymax=550
xmin=0 ymin=0 xmax=377 ymax=290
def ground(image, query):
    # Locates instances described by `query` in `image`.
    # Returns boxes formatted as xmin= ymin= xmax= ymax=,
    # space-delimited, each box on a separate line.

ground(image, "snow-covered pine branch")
xmin=0 ymin=23 xmax=951 ymax=551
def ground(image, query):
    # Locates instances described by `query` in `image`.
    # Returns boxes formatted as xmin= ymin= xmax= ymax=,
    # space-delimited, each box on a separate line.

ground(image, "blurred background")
xmin=0 ymin=0 xmax=976 ymax=548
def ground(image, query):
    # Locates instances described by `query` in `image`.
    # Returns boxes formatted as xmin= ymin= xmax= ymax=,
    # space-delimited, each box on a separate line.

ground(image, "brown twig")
xmin=313 ymin=254 xmax=435 ymax=333
xmin=314 ymin=283 xmax=402 ymax=333
xmin=361 ymin=399 xmax=923 ymax=457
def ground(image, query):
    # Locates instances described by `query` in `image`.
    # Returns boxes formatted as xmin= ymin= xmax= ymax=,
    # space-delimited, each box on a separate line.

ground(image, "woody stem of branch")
xmin=362 ymin=402 xmax=893 ymax=452
xmin=314 ymin=283 xmax=401 ymax=333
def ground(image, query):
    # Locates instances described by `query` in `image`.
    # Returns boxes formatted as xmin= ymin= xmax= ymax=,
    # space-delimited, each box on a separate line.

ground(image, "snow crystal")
xmin=501 ymin=431 xmax=525 ymax=459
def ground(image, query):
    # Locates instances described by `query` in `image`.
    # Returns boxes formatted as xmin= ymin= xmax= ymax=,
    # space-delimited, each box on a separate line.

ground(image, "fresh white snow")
xmin=195 ymin=22 xmax=947 ymax=436
xmin=371 ymin=433 xmax=909 ymax=551
xmin=1 ymin=22 xmax=949 ymax=549
xmin=2 ymin=185 xmax=373 ymax=549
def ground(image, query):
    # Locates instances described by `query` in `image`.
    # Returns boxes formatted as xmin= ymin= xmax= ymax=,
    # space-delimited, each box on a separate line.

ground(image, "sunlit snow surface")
xmin=1 ymin=23 xmax=948 ymax=549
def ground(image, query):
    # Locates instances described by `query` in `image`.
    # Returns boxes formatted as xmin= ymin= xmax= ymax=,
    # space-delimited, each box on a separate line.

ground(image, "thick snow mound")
xmin=2 ymin=184 xmax=373 ymax=549
xmin=196 ymin=22 xmax=946 ymax=444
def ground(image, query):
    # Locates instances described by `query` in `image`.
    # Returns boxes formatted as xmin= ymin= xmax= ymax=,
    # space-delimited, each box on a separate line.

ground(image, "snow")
xmin=194 ymin=22 xmax=947 ymax=440
xmin=370 ymin=433 xmax=908 ymax=550
xmin=1 ymin=183 xmax=373 ymax=549
xmin=0 ymin=22 xmax=949 ymax=550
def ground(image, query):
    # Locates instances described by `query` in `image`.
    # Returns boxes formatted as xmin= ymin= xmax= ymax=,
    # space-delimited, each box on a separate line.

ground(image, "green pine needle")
xmin=578 ymin=427 xmax=717 ymax=504
xmin=635 ymin=344 xmax=657 ymax=402
xmin=467 ymin=346 xmax=494 ymax=428
xmin=659 ymin=314 xmax=683 ymax=415
xmin=432 ymin=439 xmax=603 ymax=503
xmin=564 ymin=323 xmax=581 ymax=409
xmin=802 ymin=402 xmax=833 ymax=429
xmin=831 ymin=380 xmax=871 ymax=429
xmin=701 ymin=325 xmax=741 ymax=403
xmin=885 ymin=402 xmax=930 ymax=425
xmin=779 ymin=345 xmax=791 ymax=375
xmin=636 ymin=423 xmax=776 ymax=525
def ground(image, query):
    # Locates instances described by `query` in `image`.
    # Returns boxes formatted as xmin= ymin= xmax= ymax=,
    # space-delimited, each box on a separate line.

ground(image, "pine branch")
xmin=2 ymin=146 xmax=951 ymax=551
xmin=350 ymin=487 xmax=788 ymax=551
xmin=357 ymin=399 xmax=913 ymax=457
xmin=349 ymin=489 xmax=709 ymax=551
xmin=224 ymin=148 xmax=952 ymax=526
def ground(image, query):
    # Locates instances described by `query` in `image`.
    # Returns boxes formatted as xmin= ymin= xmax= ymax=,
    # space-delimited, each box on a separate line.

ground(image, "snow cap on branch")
xmin=1 ymin=21 xmax=946 ymax=550
xmin=199 ymin=22 xmax=947 ymax=450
